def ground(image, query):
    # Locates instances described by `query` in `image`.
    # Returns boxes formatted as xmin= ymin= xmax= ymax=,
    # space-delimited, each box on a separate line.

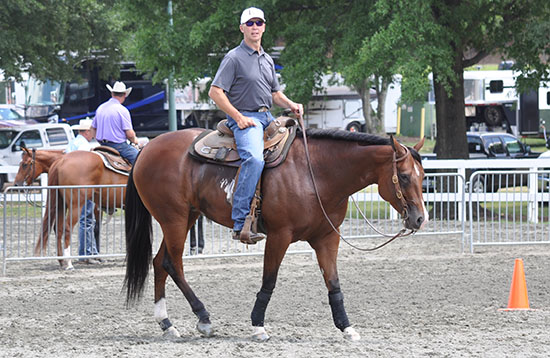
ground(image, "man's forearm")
xmin=125 ymin=129 xmax=138 ymax=144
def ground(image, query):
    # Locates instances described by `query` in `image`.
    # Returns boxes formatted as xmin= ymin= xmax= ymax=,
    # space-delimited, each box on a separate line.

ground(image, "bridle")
xmin=391 ymin=145 xmax=411 ymax=221
xmin=22 ymin=148 xmax=37 ymax=186
xmin=297 ymin=116 xmax=415 ymax=252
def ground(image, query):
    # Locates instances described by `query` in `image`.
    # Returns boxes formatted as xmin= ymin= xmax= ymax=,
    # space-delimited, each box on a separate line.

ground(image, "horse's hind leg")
xmin=153 ymin=217 xmax=213 ymax=338
xmin=310 ymin=232 xmax=360 ymax=341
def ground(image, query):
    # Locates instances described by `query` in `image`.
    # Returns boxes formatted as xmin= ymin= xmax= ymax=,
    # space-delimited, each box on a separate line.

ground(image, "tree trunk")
xmin=358 ymin=78 xmax=375 ymax=133
xmin=433 ymin=59 xmax=469 ymax=159
xmin=375 ymin=75 xmax=389 ymax=134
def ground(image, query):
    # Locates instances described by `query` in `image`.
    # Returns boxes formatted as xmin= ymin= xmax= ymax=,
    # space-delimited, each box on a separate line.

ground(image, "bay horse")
xmin=15 ymin=147 xmax=129 ymax=270
xmin=124 ymin=127 xmax=427 ymax=341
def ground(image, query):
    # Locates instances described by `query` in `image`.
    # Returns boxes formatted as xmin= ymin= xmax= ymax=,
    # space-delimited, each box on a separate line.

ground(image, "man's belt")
xmin=240 ymin=107 xmax=269 ymax=112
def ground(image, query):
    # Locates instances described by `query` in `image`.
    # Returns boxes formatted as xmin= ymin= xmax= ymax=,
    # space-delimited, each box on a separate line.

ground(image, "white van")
xmin=0 ymin=123 xmax=74 ymax=186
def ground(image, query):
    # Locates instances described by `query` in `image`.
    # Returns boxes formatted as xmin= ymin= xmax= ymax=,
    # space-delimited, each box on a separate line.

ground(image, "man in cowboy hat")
xmin=208 ymin=7 xmax=303 ymax=244
xmin=91 ymin=81 xmax=139 ymax=164
xmin=66 ymin=118 xmax=101 ymax=264
xmin=67 ymin=118 xmax=94 ymax=152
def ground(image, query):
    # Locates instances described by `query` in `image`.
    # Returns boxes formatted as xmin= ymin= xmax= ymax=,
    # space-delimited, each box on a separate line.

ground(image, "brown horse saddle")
xmin=92 ymin=146 xmax=132 ymax=176
xmin=189 ymin=116 xmax=297 ymax=168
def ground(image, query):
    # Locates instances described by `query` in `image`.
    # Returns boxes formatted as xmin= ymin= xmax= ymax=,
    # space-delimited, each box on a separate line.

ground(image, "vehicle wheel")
xmin=483 ymin=106 xmax=502 ymax=127
xmin=346 ymin=121 xmax=362 ymax=132
xmin=470 ymin=176 xmax=487 ymax=193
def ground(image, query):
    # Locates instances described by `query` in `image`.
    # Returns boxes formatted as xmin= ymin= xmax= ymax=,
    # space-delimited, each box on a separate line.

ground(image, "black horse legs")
xmin=251 ymin=287 xmax=273 ymax=326
xmin=328 ymin=288 xmax=350 ymax=331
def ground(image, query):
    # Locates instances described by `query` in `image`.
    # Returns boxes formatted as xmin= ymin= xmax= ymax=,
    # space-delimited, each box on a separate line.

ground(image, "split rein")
xmin=296 ymin=116 xmax=415 ymax=252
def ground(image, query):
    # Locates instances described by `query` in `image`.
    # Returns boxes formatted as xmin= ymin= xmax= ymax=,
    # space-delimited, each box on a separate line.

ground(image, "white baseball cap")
xmin=240 ymin=7 xmax=265 ymax=24
xmin=106 ymin=81 xmax=132 ymax=96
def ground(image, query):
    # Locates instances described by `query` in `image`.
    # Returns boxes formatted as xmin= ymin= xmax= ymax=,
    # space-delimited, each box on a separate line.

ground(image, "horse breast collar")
xmin=189 ymin=116 xmax=297 ymax=169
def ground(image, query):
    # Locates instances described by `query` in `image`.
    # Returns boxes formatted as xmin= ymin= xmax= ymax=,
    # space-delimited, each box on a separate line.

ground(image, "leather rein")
xmin=297 ymin=116 xmax=415 ymax=252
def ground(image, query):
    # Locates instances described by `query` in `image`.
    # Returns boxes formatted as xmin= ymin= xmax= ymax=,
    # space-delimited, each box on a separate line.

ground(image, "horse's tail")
xmin=123 ymin=167 xmax=153 ymax=305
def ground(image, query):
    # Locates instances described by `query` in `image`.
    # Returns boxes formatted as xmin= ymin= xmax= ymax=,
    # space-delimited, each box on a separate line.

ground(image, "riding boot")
xmin=233 ymin=179 xmax=265 ymax=245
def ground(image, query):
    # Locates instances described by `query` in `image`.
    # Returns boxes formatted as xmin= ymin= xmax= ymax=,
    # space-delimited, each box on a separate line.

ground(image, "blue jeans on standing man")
xmin=79 ymin=200 xmax=99 ymax=256
xmin=101 ymin=141 xmax=138 ymax=165
xmin=226 ymin=111 xmax=274 ymax=232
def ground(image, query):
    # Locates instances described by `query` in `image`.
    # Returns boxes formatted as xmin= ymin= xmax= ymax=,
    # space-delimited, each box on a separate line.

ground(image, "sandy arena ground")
xmin=1 ymin=235 xmax=549 ymax=357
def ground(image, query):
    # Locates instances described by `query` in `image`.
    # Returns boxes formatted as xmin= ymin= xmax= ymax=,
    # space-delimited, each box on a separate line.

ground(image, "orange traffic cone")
xmin=501 ymin=258 xmax=530 ymax=311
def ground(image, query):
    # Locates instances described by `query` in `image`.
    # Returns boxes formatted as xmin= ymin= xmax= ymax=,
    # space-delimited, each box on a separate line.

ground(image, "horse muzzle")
xmin=403 ymin=206 xmax=428 ymax=231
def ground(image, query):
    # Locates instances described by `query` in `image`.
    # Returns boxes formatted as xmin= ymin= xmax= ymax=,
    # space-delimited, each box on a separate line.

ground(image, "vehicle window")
xmin=0 ymin=130 xmax=18 ymax=149
xmin=15 ymin=130 xmax=42 ymax=150
xmin=486 ymin=137 xmax=505 ymax=154
xmin=66 ymin=69 xmax=94 ymax=103
xmin=0 ymin=108 xmax=23 ymax=120
xmin=46 ymin=128 xmax=69 ymax=145
xmin=467 ymin=136 xmax=484 ymax=153
xmin=503 ymin=136 xmax=523 ymax=154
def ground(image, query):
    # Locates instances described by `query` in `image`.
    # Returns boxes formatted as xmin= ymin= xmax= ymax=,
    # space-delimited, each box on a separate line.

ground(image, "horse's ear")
xmin=21 ymin=146 xmax=30 ymax=155
xmin=413 ymin=137 xmax=425 ymax=152
xmin=390 ymin=135 xmax=406 ymax=156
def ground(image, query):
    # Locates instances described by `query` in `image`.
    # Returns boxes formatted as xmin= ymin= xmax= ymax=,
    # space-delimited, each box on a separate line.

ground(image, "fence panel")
xmin=468 ymin=170 xmax=550 ymax=252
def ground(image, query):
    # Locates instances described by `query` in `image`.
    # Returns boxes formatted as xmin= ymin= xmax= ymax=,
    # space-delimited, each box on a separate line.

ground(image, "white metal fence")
xmin=3 ymin=157 xmax=550 ymax=274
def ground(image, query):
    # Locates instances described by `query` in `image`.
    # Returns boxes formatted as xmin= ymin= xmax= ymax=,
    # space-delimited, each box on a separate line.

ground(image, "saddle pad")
xmin=188 ymin=120 xmax=297 ymax=169
xmin=91 ymin=149 xmax=131 ymax=176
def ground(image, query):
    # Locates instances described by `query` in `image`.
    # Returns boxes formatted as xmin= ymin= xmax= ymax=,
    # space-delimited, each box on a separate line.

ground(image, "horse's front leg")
xmin=310 ymin=232 xmax=360 ymax=341
xmin=250 ymin=233 xmax=291 ymax=342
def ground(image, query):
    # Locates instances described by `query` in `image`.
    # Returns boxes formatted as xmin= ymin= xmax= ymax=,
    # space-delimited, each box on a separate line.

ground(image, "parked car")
xmin=0 ymin=123 xmax=74 ymax=187
xmin=422 ymin=132 xmax=539 ymax=192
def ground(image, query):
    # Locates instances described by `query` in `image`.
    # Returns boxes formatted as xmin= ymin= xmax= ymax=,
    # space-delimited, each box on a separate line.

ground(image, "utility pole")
xmin=168 ymin=0 xmax=177 ymax=131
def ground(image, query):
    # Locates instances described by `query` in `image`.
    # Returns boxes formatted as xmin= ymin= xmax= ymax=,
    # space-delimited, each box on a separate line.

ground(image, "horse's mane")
xmin=303 ymin=128 xmax=391 ymax=146
xmin=302 ymin=128 xmax=422 ymax=163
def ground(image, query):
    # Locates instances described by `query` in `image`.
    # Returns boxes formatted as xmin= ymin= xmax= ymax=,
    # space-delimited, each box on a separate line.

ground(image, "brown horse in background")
xmin=124 ymin=127 xmax=427 ymax=342
xmin=15 ymin=148 xmax=129 ymax=269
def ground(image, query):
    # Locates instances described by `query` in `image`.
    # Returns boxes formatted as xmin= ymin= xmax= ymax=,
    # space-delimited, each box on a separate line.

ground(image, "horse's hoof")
xmin=196 ymin=321 xmax=214 ymax=337
xmin=163 ymin=326 xmax=181 ymax=338
xmin=343 ymin=326 xmax=361 ymax=341
xmin=251 ymin=326 xmax=270 ymax=342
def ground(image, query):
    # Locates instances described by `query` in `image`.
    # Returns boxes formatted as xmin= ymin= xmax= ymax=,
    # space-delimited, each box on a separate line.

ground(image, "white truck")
xmin=0 ymin=123 xmax=74 ymax=187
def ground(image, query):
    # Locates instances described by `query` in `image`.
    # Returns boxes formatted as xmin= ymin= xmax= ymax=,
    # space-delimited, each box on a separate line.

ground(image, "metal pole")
xmin=168 ymin=1 xmax=177 ymax=132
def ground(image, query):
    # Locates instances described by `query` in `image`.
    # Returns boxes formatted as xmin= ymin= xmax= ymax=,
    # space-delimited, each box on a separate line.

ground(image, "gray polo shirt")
xmin=212 ymin=40 xmax=280 ymax=112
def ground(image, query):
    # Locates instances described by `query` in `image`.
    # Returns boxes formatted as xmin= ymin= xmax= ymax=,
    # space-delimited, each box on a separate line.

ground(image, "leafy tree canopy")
xmin=0 ymin=0 xmax=125 ymax=81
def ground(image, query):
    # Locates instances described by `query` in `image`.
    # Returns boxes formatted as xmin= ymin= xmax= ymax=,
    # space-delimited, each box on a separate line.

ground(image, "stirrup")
xmin=232 ymin=230 xmax=266 ymax=245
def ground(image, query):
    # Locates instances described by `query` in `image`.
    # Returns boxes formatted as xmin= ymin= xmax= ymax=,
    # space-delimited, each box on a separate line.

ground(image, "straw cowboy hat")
xmin=106 ymin=81 xmax=132 ymax=96
xmin=71 ymin=118 xmax=93 ymax=131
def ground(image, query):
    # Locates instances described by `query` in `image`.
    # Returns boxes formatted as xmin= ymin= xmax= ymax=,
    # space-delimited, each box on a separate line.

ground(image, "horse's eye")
xmin=22 ymin=163 xmax=27 ymax=169
xmin=398 ymin=173 xmax=411 ymax=187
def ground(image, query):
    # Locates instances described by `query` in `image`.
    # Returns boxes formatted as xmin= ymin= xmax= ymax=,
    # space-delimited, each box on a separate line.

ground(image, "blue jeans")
xmin=79 ymin=200 xmax=99 ymax=256
xmin=226 ymin=111 xmax=274 ymax=231
xmin=102 ymin=141 xmax=138 ymax=165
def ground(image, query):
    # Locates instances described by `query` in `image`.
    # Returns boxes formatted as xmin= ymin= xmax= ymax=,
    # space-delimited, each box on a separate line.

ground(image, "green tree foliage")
xmin=0 ymin=0 xmax=125 ymax=81
xmin=361 ymin=0 xmax=550 ymax=158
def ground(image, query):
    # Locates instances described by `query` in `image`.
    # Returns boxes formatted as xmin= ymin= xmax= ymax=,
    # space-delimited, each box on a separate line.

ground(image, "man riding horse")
xmin=208 ymin=7 xmax=304 ymax=244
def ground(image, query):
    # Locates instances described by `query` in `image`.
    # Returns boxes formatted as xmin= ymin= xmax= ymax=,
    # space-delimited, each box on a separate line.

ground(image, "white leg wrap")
xmin=251 ymin=326 xmax=270 ymax=342
xmin=63 ymin=247 xmax=74 ymax=271
xmin=343 ymin=326 xmax=361 ymax=341
xmin=154 ymin=298 xmax=168 ymax=322
xmin=154 ymin=298 xmax=181 ymax=338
